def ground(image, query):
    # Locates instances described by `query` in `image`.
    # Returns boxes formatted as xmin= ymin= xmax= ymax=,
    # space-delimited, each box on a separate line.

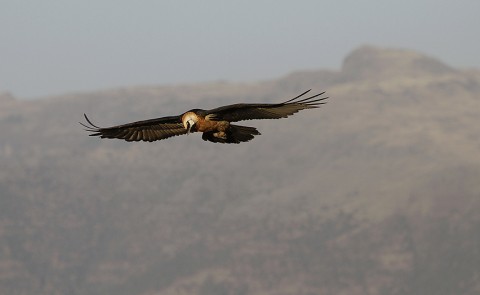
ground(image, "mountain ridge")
xmin=0 ymin=46 xmax=479 ymax=295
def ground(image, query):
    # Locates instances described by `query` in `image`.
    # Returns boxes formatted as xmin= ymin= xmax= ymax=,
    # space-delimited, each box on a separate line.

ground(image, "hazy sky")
xmin=1 ymin=0 xmax=479 ymax=98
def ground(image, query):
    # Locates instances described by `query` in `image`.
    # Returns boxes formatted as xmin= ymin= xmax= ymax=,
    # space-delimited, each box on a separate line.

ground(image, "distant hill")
xmin=1 ymin=46 xmax=479 ymax=295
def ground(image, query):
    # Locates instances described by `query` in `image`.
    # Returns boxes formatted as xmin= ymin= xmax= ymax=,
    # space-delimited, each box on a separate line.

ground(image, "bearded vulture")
xmin=81 ymin=89 xmax=327 ymax=144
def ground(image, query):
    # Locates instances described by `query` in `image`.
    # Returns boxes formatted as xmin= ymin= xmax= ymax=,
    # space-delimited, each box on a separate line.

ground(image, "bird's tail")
xmin=202 ymin=125 xmax=261 ymax=144
xmin=229 ymin=125 xmax=261 ymax=143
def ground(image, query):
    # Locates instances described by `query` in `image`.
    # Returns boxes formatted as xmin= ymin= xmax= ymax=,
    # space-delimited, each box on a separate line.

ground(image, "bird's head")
xmin=182 ymin=112 xmax=198 ymax=134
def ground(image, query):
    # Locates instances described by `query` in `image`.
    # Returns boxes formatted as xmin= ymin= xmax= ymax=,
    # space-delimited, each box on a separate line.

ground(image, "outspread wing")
xmin=80 ymin=114 xmax=187 ymax=142
xmin=206 ymin=89 xmax=327 ymax=122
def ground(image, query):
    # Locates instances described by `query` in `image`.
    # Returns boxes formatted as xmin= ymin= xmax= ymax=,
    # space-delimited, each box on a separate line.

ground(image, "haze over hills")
xmin=1 ymin=46 xmax=479 ymax=295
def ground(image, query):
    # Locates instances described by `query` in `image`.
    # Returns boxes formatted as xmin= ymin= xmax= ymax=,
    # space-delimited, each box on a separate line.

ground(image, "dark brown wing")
xmin=206 ymin=89 xmax=327 ymax=122
xmin=80 ymin=114 xmax=186 ymax=142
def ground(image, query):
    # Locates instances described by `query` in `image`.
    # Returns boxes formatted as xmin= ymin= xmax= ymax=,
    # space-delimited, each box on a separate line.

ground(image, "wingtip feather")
xmin=83 ymin=113 xmax=101 ymax=129
xmin=282 ymin=90 xmax=327 ymax=105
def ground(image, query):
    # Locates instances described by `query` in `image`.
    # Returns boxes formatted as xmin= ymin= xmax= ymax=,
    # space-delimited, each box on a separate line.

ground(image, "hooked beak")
xmin=186 ymin=121 xmax=194 ymax=134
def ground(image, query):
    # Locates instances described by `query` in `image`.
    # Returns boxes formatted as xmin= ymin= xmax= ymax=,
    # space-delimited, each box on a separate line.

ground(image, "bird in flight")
xmin=81 ymin=89 xmax=327 ymax=144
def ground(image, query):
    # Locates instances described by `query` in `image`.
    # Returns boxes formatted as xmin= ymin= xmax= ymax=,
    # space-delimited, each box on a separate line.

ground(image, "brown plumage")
xmin=81 ymin=89 xmax=328 ymax=144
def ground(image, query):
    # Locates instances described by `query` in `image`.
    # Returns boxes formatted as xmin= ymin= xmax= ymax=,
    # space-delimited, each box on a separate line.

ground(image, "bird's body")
xmin=81 ymin=89 xmax=327 ymax=144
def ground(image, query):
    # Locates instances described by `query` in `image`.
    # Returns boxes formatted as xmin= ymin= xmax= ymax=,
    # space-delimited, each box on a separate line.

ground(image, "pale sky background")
xmin=1 ymin=0 xmax=479 ymax=99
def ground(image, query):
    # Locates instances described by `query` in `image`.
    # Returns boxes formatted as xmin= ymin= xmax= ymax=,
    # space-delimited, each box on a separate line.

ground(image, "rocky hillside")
xmin=1 ymin=46 xmax=479 ymax=295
